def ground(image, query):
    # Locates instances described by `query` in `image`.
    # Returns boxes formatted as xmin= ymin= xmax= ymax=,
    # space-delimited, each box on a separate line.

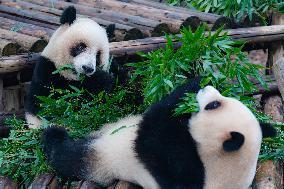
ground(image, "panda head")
xmin=42 ymin=6 xmax=110 ymax=80
xmin=190 ymin=86 xmax=276 ymax=154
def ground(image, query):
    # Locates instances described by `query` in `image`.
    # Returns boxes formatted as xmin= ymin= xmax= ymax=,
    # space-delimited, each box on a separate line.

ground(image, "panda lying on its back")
xmin=43 ymin=78 xmax=276 ymax=189
xmin=24 ymin=6 xmax=115 ymax=129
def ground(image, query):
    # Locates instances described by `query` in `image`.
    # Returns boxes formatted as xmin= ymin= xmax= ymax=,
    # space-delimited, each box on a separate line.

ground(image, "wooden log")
xmin=107 ymin=181 xmax=142 ymax=189
xmin=1 ymin=25 xmax=284 ymax=73
xmin=0 ymin=13 xmax=58 ymax=30
xmin=253 ymin=160 xmax=284 ymax=189
xmin=81 ymin=0 xmax=203 ymax=33
xmin=25 ymin=0 xmax=180 ymax=34
xmin=0 ymin=5 xmax=60 ymax=27
xmin=76 ymin=181 xmax=102 ymax=189
xmin=0 ymin=38 xmax=17 ymax=56
xmin=247 ymin=75 xmax=278 ymax=96
xmin=3 ymin=85 xmax=23 ymax=112
xmin=110 ymin=25 xmax=284 ymax=56
xmin=118 ymin=0 xmax=220 ymax=23
xmin=76 ymin=0 xmax=219 ymax=25
xmin=212 ymin=16 xmax=238 ymax=30
xmin=0 ymin=28 xmax=47 ymax=53
xmin=28 ymin=174 xmax=57 ymax=189
xmin=0 ymin=53 xmax=40 ymax=74
xmin=0 ymin=79 xmax=3 ymax=112
xmin=19 ymin=0 xmax=167 ymax=36
xmin=252 ymin=95 xmax=284 ymax=189
xmin=0 ymin=16 xmax=53 ymax=40
xmin=0 ymin=176 xmax=17 ymax=189
xmin=273 ymin=58 xmax=284 ymax=100
xmin=267 ymin=12 xmax=284 ymax=75
xmin=0 ymin=2 xmax=143 ymax=41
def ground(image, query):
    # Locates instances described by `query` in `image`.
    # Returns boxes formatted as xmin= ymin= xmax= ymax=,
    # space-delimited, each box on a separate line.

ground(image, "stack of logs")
xmin=0 ymin=0 xmax=227 ymax=56
xmin=0 ymin=0 xmax=269 ymax=56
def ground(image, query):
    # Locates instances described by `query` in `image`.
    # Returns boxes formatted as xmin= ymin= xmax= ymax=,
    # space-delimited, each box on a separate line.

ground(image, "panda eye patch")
xmin=70 ymin=42 xmax=87 ymax=57
xmin=205 ymin=100 xmax=221 ymax=110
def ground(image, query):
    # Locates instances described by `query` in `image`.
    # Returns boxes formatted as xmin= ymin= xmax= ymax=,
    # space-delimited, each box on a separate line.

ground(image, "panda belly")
xmin=86 ymin=116 xmax=160 ymax=189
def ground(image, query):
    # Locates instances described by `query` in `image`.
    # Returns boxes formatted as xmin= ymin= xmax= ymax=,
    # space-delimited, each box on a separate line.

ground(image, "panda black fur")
xmin=23 ymin=6 xmax=115 ymax=129
xmin=43 ymin=78 xmax=276 ymax=189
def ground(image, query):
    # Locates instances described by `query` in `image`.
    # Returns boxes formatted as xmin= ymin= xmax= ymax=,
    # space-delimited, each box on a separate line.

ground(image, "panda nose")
xmin=82 ymin=65 xmax=94 ymax=75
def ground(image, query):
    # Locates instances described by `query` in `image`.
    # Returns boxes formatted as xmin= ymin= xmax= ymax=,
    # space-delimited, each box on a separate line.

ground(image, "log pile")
xmin=0 ymin=0 xmax=229 ymax=56
xmin=0 ymin=24 xmax=284 ymax=75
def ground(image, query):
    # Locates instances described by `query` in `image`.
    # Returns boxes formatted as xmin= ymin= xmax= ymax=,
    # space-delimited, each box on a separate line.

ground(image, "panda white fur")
xmin=43 ymin=78 xmax=276 ymax=189
xmin=24 ymin=6 xmax=115 ymax=129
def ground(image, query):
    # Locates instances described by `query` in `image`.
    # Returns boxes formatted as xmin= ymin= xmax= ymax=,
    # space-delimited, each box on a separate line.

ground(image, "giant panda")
xmin=43 ymin=78 xmax=276 ymax=189
xmin=22 ymin=6 xmax=116 ymax=129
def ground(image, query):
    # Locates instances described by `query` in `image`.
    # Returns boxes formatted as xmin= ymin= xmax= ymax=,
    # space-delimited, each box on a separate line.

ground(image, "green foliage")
xmin=0 ymin=117 xmax=51 ymax=187
xmin=130 ymin=25 xmax=283 ymax=160
xmin=38 ymin=86 xmax=143 ymax=138
xmin=0 ymin=84 xmax=144 ymax=185
xmin=131 ymin=25 xmax=265 ymax=106
xmin=167 ymin=0 xmax=284 ymax=23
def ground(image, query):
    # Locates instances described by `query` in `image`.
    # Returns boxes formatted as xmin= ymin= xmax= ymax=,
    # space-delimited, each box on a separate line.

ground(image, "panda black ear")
xmin=260 ymin=122 xmax=277 ymax=138
xmin=60 ymin=6 xmax=76 ymax=25
xmin=223 ymin=132 xmax=245 ymax=152
xmin=106 ymin=24 xmax=116 ymax=39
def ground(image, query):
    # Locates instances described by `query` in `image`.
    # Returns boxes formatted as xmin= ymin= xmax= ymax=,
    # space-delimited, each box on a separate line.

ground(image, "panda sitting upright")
xmin=43 ymin=78 xmax=276 ymax=189
xmin=24 ymin=6 xmax=115 ymax=129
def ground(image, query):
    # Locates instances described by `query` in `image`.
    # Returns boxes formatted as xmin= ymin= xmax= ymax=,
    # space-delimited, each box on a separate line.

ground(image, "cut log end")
xmin=124 ymin=28 xmax=144 ymax=41
xmin=152 ymin=23 xmax=171 ymax=37
xmin=0 ymin=39 xmax=18 ymax=56
xmin=212 ymin=17 xmax=237 ymax=30
xmin=29 ymin=39 xmax=48 ymax=53
xmin=180 ymin=16 xmax=201 ymax=32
